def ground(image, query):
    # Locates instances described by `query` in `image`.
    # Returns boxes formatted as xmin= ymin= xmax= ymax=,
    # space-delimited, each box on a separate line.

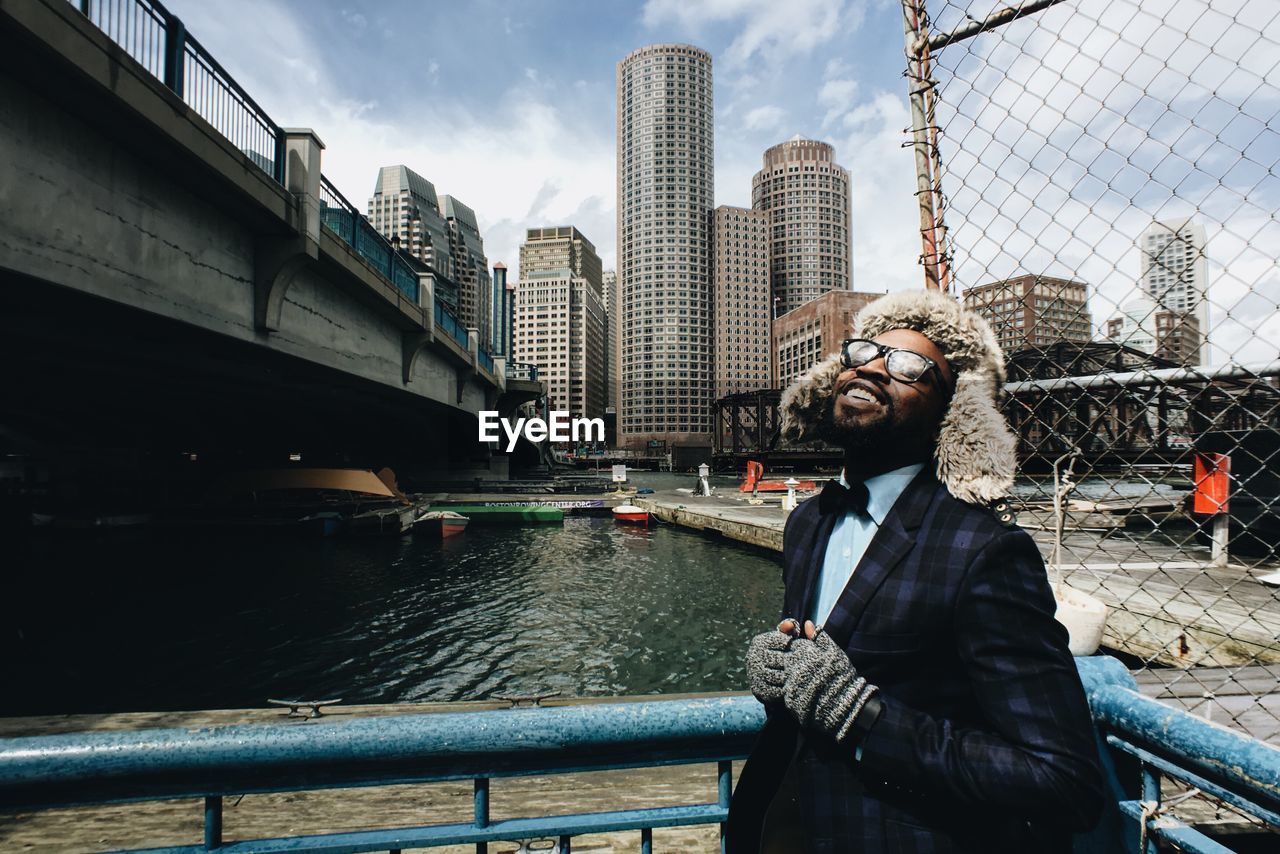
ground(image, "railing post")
xmin=467 ymin=328 xmax=480 ymax=371
xmin=419 ymin=273 xmax=436 ymax=323
xmin=1140 ymin=764 xmax=1160 ymax=854
xmin=203 ymin=795 xmax=222 ymax=849
xmin=473 ymin=776 xmax=489 ymax=854
xmin=162 ymin=13 xmax=185 ymax=96
xmin=718 ymin=759 xmax=732 ymax=854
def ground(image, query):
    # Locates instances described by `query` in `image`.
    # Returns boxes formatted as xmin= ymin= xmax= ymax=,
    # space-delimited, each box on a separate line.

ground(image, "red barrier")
xmin=1192 ymin=453 xmax=1230 ymax=515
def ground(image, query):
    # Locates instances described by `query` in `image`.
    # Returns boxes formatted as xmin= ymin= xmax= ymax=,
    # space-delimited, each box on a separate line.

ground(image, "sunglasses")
xmin=839 ymin=339 xmax=941 ymax=384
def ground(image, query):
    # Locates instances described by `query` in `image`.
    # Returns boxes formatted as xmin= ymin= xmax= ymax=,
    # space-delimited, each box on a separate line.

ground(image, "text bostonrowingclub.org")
xmin=478 ymin=411 xmax=605 ymax=452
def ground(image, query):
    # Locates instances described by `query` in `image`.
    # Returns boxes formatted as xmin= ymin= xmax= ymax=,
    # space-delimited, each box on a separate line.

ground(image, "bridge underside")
xmin=0 ymin=275 xmax=493 ymax=501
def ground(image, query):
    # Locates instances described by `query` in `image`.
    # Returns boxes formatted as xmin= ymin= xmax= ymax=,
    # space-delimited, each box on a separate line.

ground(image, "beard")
xmin=820 ymin=396 xmax=895 ymax=450
xmin=821 ymin=392 xmax=938 ymax=456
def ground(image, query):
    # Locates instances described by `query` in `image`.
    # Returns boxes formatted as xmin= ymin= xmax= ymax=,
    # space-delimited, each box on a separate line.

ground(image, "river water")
xmin=3 ymin=470 xmax=1196 ymax=717
xmin=3 ymin=474 xmax=784 ymax=716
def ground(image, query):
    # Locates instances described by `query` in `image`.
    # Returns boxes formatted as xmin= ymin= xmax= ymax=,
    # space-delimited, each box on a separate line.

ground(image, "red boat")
xmin=612 ymin=504 xmax=652 ymax=525
xmin=739 ymin=460 xmax=816 ymax=493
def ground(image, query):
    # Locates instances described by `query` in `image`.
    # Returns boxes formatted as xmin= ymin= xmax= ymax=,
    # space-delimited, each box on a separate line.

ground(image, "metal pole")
xmin=203 ymin=796 xmax=222 ymax=849
xmin=1210 ymin=514 xmax=1229 ymax=567
xmin=1003 ymin=358 xmax=1280 ymax=395
xmin=901 ymin=0 xmax=942 ymax=291
xmin=163 ymin=14 xmax=185 ymax=96
xmin=473 ymin=777 xmax=489 ymax=854
xmin=929 ymin=0 xmax=1070 ymax=52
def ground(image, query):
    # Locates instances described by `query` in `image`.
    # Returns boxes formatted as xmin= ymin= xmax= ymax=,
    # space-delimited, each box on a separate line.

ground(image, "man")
xmin=727 ymin=290 xmax=1103 ymax=853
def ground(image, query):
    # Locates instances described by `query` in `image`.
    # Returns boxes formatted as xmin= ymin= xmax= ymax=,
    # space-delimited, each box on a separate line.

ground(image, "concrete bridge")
xmin=0 ymin=0 xmax=540 ymax=487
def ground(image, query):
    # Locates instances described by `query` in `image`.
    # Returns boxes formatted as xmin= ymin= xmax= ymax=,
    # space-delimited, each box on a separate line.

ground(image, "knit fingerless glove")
xmin=782 ymin=630 xmax=880 ymax=745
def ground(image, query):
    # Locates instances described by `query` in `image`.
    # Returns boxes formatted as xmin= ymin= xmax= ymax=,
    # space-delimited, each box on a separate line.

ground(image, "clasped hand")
xmin=746 ymin=619 xmax=878 ymax=746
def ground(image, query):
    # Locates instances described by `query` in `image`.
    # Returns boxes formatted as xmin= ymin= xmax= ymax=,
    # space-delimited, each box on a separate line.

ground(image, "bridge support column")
xmin=254 ymin=129 xmax=324 ymax=332
xmin=400 ymin=273 xmax=436 ymax=384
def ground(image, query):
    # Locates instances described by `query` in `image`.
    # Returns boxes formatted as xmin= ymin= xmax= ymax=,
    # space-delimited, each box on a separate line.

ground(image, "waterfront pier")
xmin=636 ymin=487 xmax=1280 ymax=673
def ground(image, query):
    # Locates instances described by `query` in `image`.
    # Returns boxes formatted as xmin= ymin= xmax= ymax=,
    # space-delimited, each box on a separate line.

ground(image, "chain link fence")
xmin=905 ymin=0 xmax=1280 ymax=774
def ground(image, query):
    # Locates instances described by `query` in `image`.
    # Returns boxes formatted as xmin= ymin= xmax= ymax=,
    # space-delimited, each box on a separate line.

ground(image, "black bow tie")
xmin=818 ymin=478 xmax=870 ymax=517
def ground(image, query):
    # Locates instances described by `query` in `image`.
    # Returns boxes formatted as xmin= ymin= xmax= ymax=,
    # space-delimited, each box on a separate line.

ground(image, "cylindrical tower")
xmin=752 ymin=137 xmax=852 ymax=317
xmin=616 ymin=44 xmax=714 ymax=452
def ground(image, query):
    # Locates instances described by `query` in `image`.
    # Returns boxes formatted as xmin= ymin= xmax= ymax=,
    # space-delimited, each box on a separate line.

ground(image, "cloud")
xmin=164 ymin=0 xmax=618 ymax=274
xmin=742 ymin=105 xmax=786 ymax=132
xmin=818 ymin=77 xmax=858 ymax=128
xmin=831 ymin=93 xmax=924 ymax=294
xmin=642 ymin=0 xmax=856 ymax=68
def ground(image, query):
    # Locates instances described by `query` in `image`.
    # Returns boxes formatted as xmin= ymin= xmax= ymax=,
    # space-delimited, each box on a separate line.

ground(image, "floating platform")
xmin=434 ymin=504 xmax=565 ymax=524
xmin=426 ymin=492 xmax=633 ymax=516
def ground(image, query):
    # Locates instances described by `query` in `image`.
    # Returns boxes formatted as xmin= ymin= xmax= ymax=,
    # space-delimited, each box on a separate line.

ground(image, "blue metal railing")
xmin=479 ymin=348 xmax=495 ymax=375
xmin=71 ymin=0 xmax=285 ymax=183
xmin=2 ymin=658 xmax=1275 ymax=852
xmin=508 ymin=361 xmax=540 ymax=382
xmin=0 ymin=696 xmax=751 ymax=853
xmin=434 ymin=299 xmax=470 ymax=349
xmin=318 ymin=176 xmax=418 ymax=303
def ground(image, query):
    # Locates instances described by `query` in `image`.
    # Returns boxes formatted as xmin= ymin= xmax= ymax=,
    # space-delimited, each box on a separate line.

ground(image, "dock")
xmin=425 ymin=492 xmax=631 ymax=515
xmin=634 ymin=490 xmax=1280 ymax=670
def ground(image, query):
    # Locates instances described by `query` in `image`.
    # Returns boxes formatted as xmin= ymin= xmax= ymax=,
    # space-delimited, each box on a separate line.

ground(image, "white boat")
xmin=612 ymin=504 xmax=651 ymax=525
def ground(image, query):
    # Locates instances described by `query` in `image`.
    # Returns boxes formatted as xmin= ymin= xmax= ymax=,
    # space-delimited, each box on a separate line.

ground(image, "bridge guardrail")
xmin=507 ymin=361 xmax=540 ymax=382
xmin=71 ymin=0 xmax=285 ymax=184
xmin=478 ymin=348 xmax=495 ymax=375
xmin=318 ymin=175 xmax=420 ymax=304
xmin=0 ymin=658 xmax=1275 ymax=852
xmin=433 ymin=300 xmax=470 ymax=350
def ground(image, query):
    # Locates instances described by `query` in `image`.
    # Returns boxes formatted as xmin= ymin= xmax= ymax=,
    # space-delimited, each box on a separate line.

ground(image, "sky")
xmin=163 ymin=0 xmax=1280 ymax=365
xmin=162 ymin=0 xmax=922 ymax=292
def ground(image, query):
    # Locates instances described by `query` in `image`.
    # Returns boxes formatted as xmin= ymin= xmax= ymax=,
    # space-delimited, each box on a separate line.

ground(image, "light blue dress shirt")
xmin=809 ymin=463 xmax=925 ymax=626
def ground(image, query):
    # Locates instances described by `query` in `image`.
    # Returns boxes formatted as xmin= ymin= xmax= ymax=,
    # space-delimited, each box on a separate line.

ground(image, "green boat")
xmin=433 ymin=504 xmax=564 ymax=524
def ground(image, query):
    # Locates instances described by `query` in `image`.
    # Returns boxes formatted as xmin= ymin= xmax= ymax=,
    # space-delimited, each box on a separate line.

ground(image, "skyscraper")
xmin=1105 ymin=297 xmax=1202 ymax=366
xmin=441 ymin=195 xmax=492 ymax=352
xmin=519 ymin=227 xmax=602 ymax=290
xmin=711 ymin=206 xmax=772 ymax=397
xmin=490 ymin=262 xmax=514 ymax=359
xmin=368 ymin=165 xmax=454 ymax=281
xmin=616 ymin=44 xmax=715 ymax=453
xmin=517 ymin=227 xmax=608 ymax=421
xmin=1139 ymin=217 xmax=1208 ymax=363
xmin=603 ymin=269 xmax=619 ymax=417
xmin=752 ymin=137 xmax=852 ymax=315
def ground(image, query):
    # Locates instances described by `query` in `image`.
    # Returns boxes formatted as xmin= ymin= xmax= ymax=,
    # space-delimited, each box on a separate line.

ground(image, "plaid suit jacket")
xmin=728 ymin=468 xmax=1104 ymax=853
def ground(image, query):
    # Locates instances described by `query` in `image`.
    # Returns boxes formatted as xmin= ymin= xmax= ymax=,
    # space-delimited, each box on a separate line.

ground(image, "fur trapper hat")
xmin=779 ymin=289 xmax=1016 ymax=504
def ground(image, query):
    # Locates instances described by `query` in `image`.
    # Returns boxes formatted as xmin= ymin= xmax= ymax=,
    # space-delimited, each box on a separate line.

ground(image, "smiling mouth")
xmin=839 ymin=382 xmax=885 ymax=405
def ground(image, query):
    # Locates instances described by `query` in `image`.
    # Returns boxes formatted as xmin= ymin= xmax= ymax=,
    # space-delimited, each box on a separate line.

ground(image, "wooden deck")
xmin=1133 ymin=664 xmax=1280 ymax=743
